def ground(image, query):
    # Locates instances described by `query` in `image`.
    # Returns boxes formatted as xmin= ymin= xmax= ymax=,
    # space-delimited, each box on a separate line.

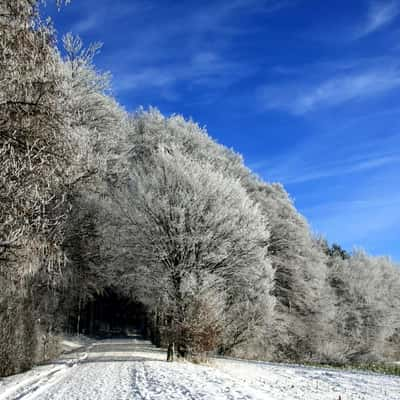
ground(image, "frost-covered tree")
xmin=0 ymin=0 xmax=72 ymax=376
xmin=54 ymin=33 xmax=132 ymax=335
xmin=249 ymin=183 xmax=327 ymax=361
xmin=60 ymin=33 xmax=130 ymax=185
xmin=111 ymin=147 xmax=273 ymax=356
xmin=0 ymin=0 xmax=69 ymax=268
xmin=0 ymin=0 xmax=123 ymax=375
xmin=324 ymin=250 xmax=400 ymax=363
xmin=127 ymin=109 xmax=253 ymax=183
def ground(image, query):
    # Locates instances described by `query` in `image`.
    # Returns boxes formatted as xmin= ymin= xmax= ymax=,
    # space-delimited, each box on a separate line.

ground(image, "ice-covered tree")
xmin=249 ymin=183 xmax=327 ymax=361
xmin=111 ymin=147 xmax=273 ymax=356
xmin=324 ymin=250 xmax=400 ymax=363
xmin=0 ymin=0 xmax=72 ymax=376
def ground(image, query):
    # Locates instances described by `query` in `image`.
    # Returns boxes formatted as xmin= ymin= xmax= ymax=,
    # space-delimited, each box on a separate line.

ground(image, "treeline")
xmin=1 ymin=0 xmax=399 ymax=377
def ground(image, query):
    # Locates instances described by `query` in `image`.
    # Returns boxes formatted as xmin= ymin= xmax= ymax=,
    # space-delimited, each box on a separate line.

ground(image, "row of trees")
xmin=0 ymin=0 xmax=72 ymax=375
xmin=1 ymin=0 xmax=399 ymax=376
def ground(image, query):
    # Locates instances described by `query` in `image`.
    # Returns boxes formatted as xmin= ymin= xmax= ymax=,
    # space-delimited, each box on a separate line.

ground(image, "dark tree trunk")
xmin=167 ymin=342 xmax=174 ymax=362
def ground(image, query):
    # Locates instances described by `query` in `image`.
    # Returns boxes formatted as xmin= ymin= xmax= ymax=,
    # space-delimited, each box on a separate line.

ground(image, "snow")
xmin=0 ymin=337 xmax=399 ymax=400
xmin=61 ymin=335 xmax=94 ymax=352
xmin=214 ymin=357 xmax=400 ymax=400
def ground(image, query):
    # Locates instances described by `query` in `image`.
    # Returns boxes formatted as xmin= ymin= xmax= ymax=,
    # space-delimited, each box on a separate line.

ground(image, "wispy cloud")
xmin=70 ymin=14 xmax=99 ymax=35
xmin=354 ymin=1 xmax=400 ymax=39
xmin=252 ymin=131 xmax=400 ymax=256
xmin=68 ymin=2 xmax=153 ymax=35
xmin=64 ymin=0 xmax=293 ymax=103
xmin=251 ymin=130 xmax=400 ymax=185
xmin=268 ymin=153 xmax=400 ymax=184
xmin=297 ymin=1 xmax=400 ymax=46
xmin=305 ymin=193 xmax=400 ymax=247
xmin=260 ymin=61 xmax=400 ymax=114
xmin=114 ymin=51 xmax=251 ymax=99
xmin=187 ymin=0 xmax=293 ymax=31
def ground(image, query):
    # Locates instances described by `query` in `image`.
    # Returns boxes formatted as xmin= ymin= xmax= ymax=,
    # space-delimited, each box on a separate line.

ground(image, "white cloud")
xmin=355 ymin=1 xmax=400 ymax=38
xmin=70 ymin=14 xmax=99 ymax=34
xmin=69 ymin=2 xmax=151 ymax=35
xmin=305 ymin=194 xmax=400 ymax=245
xmin=250 ymin=130 xmax=400 ymax=185
xmin=260 ymin=65 xmax=400 ymax=114
xmin=115 ymin=51 xmax=251 ymax=98
xmin=274 ymin=154 xmax=400 ymax=184
xmin=63 ymin=0 xmax=293 ymax=104
xmin=115 ymin=69 xmax=176 ymax=92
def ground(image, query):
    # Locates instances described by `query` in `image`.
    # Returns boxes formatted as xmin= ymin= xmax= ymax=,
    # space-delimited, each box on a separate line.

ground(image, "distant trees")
xmin=323 ymin=250 xmax=400 ymax=363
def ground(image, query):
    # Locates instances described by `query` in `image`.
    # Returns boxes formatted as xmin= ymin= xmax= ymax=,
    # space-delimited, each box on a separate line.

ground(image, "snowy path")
xmin=0 ymin=337 xmax=399 ymax=400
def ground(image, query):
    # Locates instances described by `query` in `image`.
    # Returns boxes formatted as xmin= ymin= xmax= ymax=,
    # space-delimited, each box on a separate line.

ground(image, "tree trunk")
xmin=167 ymin=342 xmax=174 ymax=362
xmin=76 ymin=297 xmax=81 ymax=336
xmin=89 ymin=301 xmax=95 ymax=335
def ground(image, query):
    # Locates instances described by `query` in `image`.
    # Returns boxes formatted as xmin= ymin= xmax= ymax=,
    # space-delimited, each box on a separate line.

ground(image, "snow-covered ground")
xmin=0 ymin=337 xmax=399 ymax=400
xmin=60 ymin=335 xmax=94 ymax=353
xmin=214 ymin=357 xmax=400 ymax=400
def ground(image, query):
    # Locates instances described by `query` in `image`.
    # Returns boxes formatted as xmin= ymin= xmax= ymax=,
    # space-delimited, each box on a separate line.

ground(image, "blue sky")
xmin=45 ymin=0 xmax=400 ymax=261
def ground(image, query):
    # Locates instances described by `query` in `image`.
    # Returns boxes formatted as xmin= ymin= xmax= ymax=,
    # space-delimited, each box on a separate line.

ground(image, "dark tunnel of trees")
xmin=66 ymin=291 xmax=149 ymax=338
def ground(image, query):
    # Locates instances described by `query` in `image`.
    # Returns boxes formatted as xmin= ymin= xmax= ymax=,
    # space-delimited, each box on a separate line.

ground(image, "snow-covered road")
xmin=0 ymin=337 xmax=399 ymax=400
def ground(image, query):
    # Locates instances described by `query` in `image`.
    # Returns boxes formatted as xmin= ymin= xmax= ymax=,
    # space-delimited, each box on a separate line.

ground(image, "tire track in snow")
xmin=0 ymin=352 xmax=88 ymax=400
